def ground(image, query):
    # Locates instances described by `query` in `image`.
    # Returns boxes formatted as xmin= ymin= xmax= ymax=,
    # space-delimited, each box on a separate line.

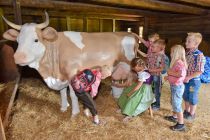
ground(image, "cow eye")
xmin=35 ymin=39 xmax=38 ymax=42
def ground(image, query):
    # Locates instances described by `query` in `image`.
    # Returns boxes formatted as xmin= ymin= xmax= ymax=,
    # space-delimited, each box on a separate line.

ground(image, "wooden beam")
xmin=0 ymin=0 xmax=189 ymax=17
xmin=2 ymin=7 xmax=142 ymax=22
xmin=84 ymin=0 xmax=208 ymax=15
xmin=166 ymin=0 xmax=210 ymax=8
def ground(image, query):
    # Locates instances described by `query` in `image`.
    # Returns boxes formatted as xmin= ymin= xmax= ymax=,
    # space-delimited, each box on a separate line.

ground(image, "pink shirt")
xmin=90 ymin=70 xmax=102 ymax=97
xmin=144 ymin=41 xmax=153 ymax=54
xmin=168 ymin=60 xmax=186 ymax=86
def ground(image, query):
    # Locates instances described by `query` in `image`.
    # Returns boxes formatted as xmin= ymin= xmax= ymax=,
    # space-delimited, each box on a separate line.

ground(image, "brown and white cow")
xmin=2 ymin=12 xmax=139 ymax=116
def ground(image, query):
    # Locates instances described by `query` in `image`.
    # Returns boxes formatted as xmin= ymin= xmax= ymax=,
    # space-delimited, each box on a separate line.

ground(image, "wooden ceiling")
xmin=67 ymin=0 xmax=210 ymax=15
xmin=0 ymin=0 xmax=210 ymax=18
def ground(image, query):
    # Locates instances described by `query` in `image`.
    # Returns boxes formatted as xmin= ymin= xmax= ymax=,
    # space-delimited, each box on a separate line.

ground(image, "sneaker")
xmin=183 ymin=110 xmax=190 ymax=119
xmin=185 ymin=114 xmax=195 ymax=121
xmin=93 ymin=115 xmax=100 ymax=125
xmin=152 ymin=105 xmax=160 ymax=111
xmin=164 ymin=116 xmax=177 ymax=123
xmin=170 ymin=123 xmax=186 ymax=131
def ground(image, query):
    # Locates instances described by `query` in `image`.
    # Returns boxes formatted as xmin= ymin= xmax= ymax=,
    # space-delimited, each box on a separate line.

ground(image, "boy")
xmin=137 ymin=33 xmax=160 ymax=57
xmin=147 ymin=39 xmax=166 ymax=110
xmin=183 ymin=32 xmax=206 ymax=121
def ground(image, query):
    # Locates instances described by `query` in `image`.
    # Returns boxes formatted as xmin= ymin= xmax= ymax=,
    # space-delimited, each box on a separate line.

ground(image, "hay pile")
xmin=6 ymin=78 xmax=210 ymax=140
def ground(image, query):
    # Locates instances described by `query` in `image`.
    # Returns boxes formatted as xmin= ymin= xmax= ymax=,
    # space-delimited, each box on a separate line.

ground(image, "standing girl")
xmin=164 ymin=45 xmax=187 ymax=131
xmin=118 ymin=58 xmax=154 ymax=121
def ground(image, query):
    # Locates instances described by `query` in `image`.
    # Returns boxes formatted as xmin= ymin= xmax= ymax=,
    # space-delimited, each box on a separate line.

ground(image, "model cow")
xmin=2 ymin=12 xmax=139 ymax=116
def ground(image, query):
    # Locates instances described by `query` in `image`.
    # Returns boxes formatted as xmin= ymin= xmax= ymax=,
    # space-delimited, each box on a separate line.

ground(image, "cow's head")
xmin=2 ymin=12 xmax=58 ymax=69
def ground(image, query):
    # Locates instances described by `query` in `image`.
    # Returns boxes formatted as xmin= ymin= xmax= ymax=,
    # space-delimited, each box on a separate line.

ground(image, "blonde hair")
xmin=187 ymin=32 xmax=202 ymax=45
xmin=148 ymin=33 xmax=160 ymax=40
xmin=170 ymin=45 xmax=187 ymax=69
xmin=153 ymin=39 xmax=166 ymax=51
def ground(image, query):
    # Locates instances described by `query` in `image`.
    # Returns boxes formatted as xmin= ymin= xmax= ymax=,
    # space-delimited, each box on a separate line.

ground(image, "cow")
xmin=2 ymin=12 xmax=139 ymax=116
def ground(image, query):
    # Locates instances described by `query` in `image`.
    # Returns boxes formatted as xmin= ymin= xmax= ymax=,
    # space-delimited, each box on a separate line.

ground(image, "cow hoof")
xmin=60 ymin=103 xmax=70 ymax=112
xmin=71 ymin=112 xmax=79 ymax=118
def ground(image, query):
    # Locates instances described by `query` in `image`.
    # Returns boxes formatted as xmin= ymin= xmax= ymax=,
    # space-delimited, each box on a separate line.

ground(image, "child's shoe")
xmin=170 ymin=123 xmax=186 ymax=131
xmin=183 ymin=110 xmax=190 ymax=119
xmin=84 ymin=108 xmax=92 ymax=117
xmin=152 ymin=105 xmax=160 ymax=111
xmin=164 ymin=116 xmax=177 ymax=123
xmin=185 ymin=114 xmax=195 ymax=121
xmin=93 ymin=115 xmax=100 ymax=125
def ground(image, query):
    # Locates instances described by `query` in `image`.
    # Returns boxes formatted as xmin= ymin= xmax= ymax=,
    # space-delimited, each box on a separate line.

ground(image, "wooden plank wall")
xmin=148 ymin=15 xmax=210 ymax=56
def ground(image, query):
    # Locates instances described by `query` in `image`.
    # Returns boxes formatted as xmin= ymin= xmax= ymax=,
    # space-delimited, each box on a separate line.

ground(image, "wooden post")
xmin=3 ymin=75 xmax=20 ymax=128
xmin=0 ymin=115 xmax=6 ymax=140
xmin=13 ymin=0 xmax=22 ymax=24
xmin=112 ymin=19 xmax=115 ymax=32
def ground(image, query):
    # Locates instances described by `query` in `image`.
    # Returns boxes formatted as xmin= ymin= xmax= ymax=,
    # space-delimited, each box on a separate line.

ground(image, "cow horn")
xmin=36 ymin=11 xmax=49 ymax=29
xmin=2 ymin=16 xmax=22 ymax=30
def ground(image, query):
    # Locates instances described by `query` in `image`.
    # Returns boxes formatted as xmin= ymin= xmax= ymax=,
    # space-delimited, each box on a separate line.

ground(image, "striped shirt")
xmin=186 ymin=49 xmax=205 ymax=77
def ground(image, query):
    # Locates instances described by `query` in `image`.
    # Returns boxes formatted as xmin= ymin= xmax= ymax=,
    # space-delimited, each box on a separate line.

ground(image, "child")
xmin=147 ymin=39 xmax=166 ymax=110
xmin=118 ymin=58 xmax=154 ymax=121
xmin=137 ymin=33 xmax=160 ymax=57
xmin=71 ymin=65 xmax=111 ymax=125
xmin=183 ymin=32 xmax=206 ymax=121
xmin=137 ymin=34 xmax=169 ymax=75
xmin=164 ymin=45 xmax=187 ymax=131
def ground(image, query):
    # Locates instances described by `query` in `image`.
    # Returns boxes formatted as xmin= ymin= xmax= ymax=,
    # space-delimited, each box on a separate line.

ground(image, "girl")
xmin=164 ymin=45 xmax=187 ymax=131
xmin=71 ymin=65 xmax=111 ymax=125
xmin=118 ymin=58 xmax=154 ymax=121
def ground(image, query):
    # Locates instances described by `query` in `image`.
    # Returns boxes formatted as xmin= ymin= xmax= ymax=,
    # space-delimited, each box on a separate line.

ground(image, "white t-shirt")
xmin=137 ymin=71 xmax=150 ymax=82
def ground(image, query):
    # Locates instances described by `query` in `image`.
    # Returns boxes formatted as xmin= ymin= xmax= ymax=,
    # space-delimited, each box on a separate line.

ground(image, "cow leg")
xmin=60 ymin=87 xmax=70 ymax=112
xmin=69 ymin=84 xmax=80 ymax=117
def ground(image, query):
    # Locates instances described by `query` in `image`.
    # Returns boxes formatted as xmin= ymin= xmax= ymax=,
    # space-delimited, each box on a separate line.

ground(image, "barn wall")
xmin=147 ymin=15 xmax=210 ymax=56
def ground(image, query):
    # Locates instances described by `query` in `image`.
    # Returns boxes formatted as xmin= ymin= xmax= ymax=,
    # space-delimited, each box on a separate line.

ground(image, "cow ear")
xmin=42 ymin=27 xmax=58 ymax=42
xmin=3 ymin=29 xmax=19 ymax=41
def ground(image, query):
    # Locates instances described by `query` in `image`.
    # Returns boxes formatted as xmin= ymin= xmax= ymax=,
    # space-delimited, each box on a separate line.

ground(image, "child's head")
xmin=148 ymin=33 xmax=160 ymax=43
xmin=130 ymin=58 xmax=147 ymax=72
xmin=152 ymin=39 xmax=166 ymax=53
xmin=185 ymin=32 xmax=202 ymax=49
xmin=170 ymin=45 xmax=187 ymax=68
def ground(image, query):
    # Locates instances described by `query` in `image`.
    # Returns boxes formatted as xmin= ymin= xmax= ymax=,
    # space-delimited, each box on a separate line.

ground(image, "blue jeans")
xmin=152 ymin=75 xmax=162 ymax=107
xmin=183 ymin=78 xmax=201 ymax=105
xmin=170 ymin=84 xmax=184 ymax=113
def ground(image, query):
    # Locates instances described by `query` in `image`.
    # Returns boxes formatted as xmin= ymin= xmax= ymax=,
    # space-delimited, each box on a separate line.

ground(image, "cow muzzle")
xmin=13 ymin=52 xmax=27 ymax=65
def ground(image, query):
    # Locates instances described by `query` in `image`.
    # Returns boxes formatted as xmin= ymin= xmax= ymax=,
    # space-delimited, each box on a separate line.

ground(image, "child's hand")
xmin=164 ymin=76 xmax=169 ymax=81
xmin=127 ymin=93 xmax=132 ymax=97
xmin=184 ymin=76 xmax=190 ymax=83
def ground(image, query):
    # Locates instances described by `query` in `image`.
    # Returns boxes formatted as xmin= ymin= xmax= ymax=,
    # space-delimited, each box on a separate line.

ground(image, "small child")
xmin=183 ymin=32 xmax=206 ymax=121
xmin=137 ymin=33 xmax=160 ymax=57
xmin=164 ymin=45 xmax=187 ymax=131
xmin=71 ymin=65 xmax=111 ymax=125
xmin=118 ymin=58 xmax=154 ymax=122
xmin=147 ymin=39 xmax=166 ymax=110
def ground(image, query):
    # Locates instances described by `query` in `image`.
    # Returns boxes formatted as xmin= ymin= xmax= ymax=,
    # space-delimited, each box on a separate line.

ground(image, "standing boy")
xmin=183 ymin=32 xmax=206 ymax=121
xmin=148 ymin=39 xmax=166 ymax=110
